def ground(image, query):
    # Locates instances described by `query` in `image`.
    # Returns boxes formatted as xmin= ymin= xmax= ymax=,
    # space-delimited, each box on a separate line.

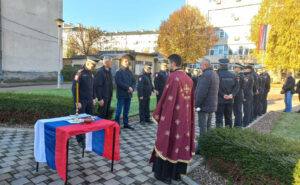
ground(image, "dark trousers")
xmin=243 ymin=95 xmax=253 ymax=126
xmin=216 ymin=103 xmax=233 ymax=128
xmin=253 ymin=95 xmax=260 ymax=119
xmin=156 ymin=94 xmax=162 ymax=104
xmin=139 ymin=97 xmax=150 ymax=122
xmin=98 ymin=97 xmax=112 ymax=119
xmin=233 ymin=100 xmax=243 ymax=127
xmin=262 ymin=92 xmax=268 ymax=114
xmin=115 ymin=98 xmax=131 ymax=126
xmin=75 ymin=99 xmax=94 ymax=144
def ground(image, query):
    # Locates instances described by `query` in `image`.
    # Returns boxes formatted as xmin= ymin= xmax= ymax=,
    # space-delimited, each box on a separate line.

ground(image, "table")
xmin=34 ymin=115 xmax=120 ymax=184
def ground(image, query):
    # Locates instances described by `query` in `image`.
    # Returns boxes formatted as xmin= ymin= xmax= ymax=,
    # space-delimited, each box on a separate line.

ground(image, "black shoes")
xmin=154 ymin=174 xmax=171 ymax=184
xmin=145 ymin=120 xmax=154 ymax=124
xmin=124 ymin=125 xmax=135 ymax=130
xmin=139 ymin=121 xmax=145 ymax=125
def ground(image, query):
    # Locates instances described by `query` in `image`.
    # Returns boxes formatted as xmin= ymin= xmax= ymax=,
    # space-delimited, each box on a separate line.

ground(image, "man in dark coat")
xmin=252 ymin=68 xmax=260 ymax=120
xmin=195 ymin=59 xmax=219 ymax=153
xmin=94 ymin=56 xmax=113 ymax=119
xmin=281 ymin=72 xmax=295 ymax=112
xmin=115 ymin=55 xmax=136 ymax=130
xmin=243 ymin=66 xmax=254 ymax=126
xmin=233 ymin=64 xmax=244 ymax=127
xmin=137 ymin=65 xmax=154 ymax=124
xmin=154 ymin=63 xmax=168 ymax=103
xmin=72 ymin=58 xmax=97 ymax=147
xmin=215 ymin=58 xmax=239 ymax=128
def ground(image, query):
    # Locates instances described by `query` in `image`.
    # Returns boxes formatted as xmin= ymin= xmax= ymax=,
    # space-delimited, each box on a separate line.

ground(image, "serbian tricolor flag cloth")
xmin=44 ymin=118 xmax=120 ymax=181
xmin=258 ymin=24 xmax=271 ymax=50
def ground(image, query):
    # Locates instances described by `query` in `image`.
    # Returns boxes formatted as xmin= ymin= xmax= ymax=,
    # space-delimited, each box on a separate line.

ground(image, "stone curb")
xmin=0 ymin=127 xmax=34 ymax=132
xmin=0 ymin=81 xmax=72 ymax=88
xmin=244 ymin=113 xmax=268 ymax=129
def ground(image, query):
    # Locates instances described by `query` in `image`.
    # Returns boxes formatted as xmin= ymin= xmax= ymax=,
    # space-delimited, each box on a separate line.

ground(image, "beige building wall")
xmin=1 ymin=0 xmax=63 ymax=81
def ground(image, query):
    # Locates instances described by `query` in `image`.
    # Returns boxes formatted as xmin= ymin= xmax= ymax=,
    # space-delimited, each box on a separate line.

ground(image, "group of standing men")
xmin=193 ymin=58 xmax=271 ymax=153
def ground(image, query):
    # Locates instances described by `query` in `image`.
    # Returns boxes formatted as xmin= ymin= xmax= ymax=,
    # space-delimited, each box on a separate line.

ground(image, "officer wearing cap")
xmin=94 ymin=56 xmax=113 ymax=119
xmin=251 ymin=65 xmax=260 ymax=121
xmin=216 ymin=58 xmax=239 ymax=128
xmin=233 ymin=63 xmax=245 ymax=127
xmin=138 ymin=65 xmax=154 ymax=124
xmin=256 ymin=65 xmax=265 ymax=116
xmin=154 ymin=63 xmax=168 ymax=103
xmin=72 ymin=58 xmax=97 ymax=147
xmin=243 ymin=65 xmax=254 ymax=126
xmin=260 ymin=66 xmax=271 ymax=114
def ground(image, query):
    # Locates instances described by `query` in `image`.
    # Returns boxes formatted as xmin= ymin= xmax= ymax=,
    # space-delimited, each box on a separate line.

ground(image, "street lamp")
xmin=55 ymin=18 xmax=64 ymax=88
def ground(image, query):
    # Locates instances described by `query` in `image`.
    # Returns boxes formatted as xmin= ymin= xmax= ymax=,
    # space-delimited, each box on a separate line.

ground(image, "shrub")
xmin=199 ymin=128 xmax=300 ymax=184
xmin=61 ymin=66 xmax=79 ymax=81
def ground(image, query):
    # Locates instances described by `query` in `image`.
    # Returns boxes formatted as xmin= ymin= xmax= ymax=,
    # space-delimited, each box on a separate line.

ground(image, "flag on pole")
xmin=258 ymin=24 xmax=271 ymax=50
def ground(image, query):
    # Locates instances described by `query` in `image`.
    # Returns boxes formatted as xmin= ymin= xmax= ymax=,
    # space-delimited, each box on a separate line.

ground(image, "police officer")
xmin=154 ymin=63 xmax=168 ymax=103
xmin=138 ymin=65 xmax=154 ymax=124
xmin=215 ymin=58 xmax=239 ymax=128
xmin=192 ymin=68 xmax=200 ymax=88
xmin=257 ymin=66 xmax=266 ymax=116
xmin=260 ymin=67 xmax=271 ymax=114
xmin=243 ymin=65 xmax=254 ymax=126
xmin=233 ymin=64 xmax=245 ymax=127
xmin=94 ymin=56 xmax=113 ymax=119
xmin=252 ymin=67 xmax=260 ymax=120
xmin=72 ymin=58 xmax=97 ymax=147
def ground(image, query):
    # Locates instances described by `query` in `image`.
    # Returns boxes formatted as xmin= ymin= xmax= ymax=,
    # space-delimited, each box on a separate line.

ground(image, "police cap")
xmin=218 ymin=58 xmax=230 ymax=64
xmin=234 ymin=63 xmax=245 ymax=69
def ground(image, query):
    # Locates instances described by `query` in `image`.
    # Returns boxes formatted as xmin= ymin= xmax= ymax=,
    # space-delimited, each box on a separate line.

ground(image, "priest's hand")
xmin=98 ymin=99 xmax=104 ymax=107
xmin=154 ymin=90 xmax=159 ymax=95
xmin=76 ymin=103 xmax=82 ymax=109
xmin=93 ymin=99 xmax=96 ymax=105
xmin=139 ymin=96 xmax=143 ymax=100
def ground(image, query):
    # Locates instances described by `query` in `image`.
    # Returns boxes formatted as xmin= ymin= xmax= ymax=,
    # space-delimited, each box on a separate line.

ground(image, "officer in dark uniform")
xmin=260 ymin=67 xmax=271 ymax=114
xmin=154 ymin=63 xmax=168 ymax=103
xmin=215 ymin=58 xmax=239 ymax=128
xmin=233 ymin=63 xmax=245 ymax=127
xmin=72 ymin=58 xmax=97 ymax=147
xmin=94 ymin=56 xmax=113 ymax=119
xmin=138 ymin=65 xmax=154 ymax=124
xmin=192 ymin=68 xmax=200 ymax=88
xmin=257 ymin=66 xmax=266 ymax=116
xmin=243 ymin=65 xmax=254 ymax=126
xmin=251 ymin=66 xmax=260 ymax=121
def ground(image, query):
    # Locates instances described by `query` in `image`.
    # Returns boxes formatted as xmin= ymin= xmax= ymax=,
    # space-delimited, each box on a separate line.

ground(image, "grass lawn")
xmin=271 ymin=112 xmax=300 ymax=141
xmin=11 ymin=88 xmax=157 ymax=118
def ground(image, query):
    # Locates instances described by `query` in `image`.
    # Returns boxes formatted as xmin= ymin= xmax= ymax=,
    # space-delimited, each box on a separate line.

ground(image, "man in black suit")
xmin=94 ymin=56 xmax=114 ymax=119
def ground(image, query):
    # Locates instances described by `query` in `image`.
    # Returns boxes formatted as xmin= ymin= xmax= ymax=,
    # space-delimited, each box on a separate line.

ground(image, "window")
xmin=224 ymin=45 xmax=229 ymax=55
xmin=238 ymin=46 xmax=243 ymax=55
xmin=219 ymin=30 xmax=225 ymax=38
xmin=244 ymin=48 xmax=249 ymax=55
xmin=218 ymin=46 xmax=224 ymax=55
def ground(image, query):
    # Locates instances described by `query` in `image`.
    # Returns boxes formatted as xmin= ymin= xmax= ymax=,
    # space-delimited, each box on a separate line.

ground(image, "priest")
xmin=150 ymin=54 xmax=195 ymax=184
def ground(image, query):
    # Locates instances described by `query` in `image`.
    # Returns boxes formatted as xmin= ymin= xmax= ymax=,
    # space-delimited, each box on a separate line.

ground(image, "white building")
xmin=0 ymin=0 xmax=63 ymax=81
xmin=187 ymin=0 xmax=262 ymax=64
xmin=63 ymin=23 xmax=159 ymax=56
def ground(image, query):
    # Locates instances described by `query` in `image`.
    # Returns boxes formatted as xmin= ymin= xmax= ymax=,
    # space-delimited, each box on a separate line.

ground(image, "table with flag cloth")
xmin=34 ymin=114 xmax=120 ymax=183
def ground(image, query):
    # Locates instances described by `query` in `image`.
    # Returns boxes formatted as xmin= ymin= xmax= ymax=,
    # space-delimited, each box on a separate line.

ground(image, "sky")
xmin=63 ymin=0 xmax=186 ymax=32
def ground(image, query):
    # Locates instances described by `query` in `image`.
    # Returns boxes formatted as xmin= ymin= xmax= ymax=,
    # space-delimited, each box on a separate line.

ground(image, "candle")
xmin=76 ymin=82 xmax=79 ymax=104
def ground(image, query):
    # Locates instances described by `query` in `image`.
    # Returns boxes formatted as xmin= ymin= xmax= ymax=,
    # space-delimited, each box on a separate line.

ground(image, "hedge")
xmin=61 ymin=66 xmax=79 ymax=81
xmin=199 ymin=128 xmax=300 ymax=184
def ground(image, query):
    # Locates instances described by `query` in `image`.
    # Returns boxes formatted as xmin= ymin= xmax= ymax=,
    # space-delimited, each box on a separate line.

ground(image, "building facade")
xmin=63 ymin=23 xmax=159 ymax=57
xmin=0 ymin=0 xmax=63 ymax=82
xmin=186 ymin=0 xmax=262 ymax=64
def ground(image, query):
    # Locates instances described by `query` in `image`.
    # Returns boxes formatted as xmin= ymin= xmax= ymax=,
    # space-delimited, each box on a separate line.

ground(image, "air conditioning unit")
xmin=234 ymin=37 xmax=240 ymax=41
xmin=216 ymin=0 xmax=221 ymax=4
xmin=234 ymin=17 xmax=239 ymax=21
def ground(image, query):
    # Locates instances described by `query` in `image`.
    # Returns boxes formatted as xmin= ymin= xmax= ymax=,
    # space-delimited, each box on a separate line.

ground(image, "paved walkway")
xmin=0 ymin=122 xmax=193 ymax=185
